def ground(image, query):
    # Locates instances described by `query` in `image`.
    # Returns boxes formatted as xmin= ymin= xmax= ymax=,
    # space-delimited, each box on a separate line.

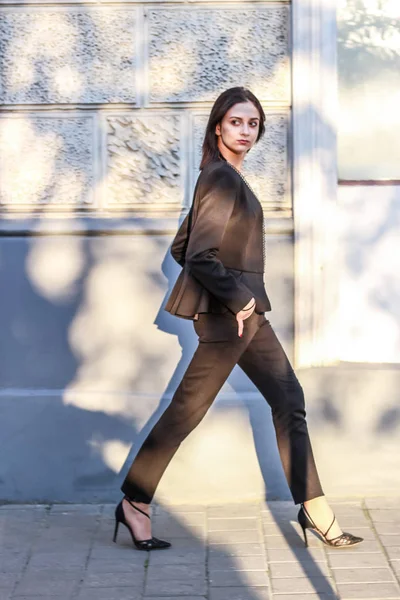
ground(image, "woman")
xmin=113 ymin=87 xmax=363 ymax=551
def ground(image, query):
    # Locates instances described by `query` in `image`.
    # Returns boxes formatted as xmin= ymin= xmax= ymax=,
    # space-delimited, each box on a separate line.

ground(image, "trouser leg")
xmin=121 ymin=312 xmax=262 ymax=503
xmin=237 ymin=319 xmax=324 ymax=504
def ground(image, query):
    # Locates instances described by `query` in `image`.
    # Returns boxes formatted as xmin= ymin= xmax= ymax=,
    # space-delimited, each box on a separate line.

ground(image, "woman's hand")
xmin=236 ymin=297 xmax=256 ymax=337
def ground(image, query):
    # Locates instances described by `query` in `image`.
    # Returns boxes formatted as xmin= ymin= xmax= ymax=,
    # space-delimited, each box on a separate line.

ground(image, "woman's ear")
xmin=215 ymin=122 xmax=221 ymax=136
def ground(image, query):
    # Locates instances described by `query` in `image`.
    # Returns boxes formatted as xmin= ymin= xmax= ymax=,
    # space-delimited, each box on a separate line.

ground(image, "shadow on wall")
xmin=338 ymin=0 xmax=400 ymax=81
xmin=337 ymin=185 xmax=400 ymax=363
xmin=338 ymin=0 xmax=400 ymax=178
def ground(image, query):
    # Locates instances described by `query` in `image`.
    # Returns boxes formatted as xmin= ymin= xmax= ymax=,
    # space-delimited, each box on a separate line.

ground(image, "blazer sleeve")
xmin=185 ymin=167 xmax=254 ymax=315
xmin=170 ymin=212 xmax=190 ymax=267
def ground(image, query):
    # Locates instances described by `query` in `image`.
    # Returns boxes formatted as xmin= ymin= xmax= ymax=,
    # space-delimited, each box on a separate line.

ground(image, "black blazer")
xmin=164 ymin=159 xmax=272 ymax=320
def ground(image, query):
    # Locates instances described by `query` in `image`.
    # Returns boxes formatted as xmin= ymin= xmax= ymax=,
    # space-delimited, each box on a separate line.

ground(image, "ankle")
xmin=303 ymin=496 xmax=331 ymax=517
xmin=302 ymin=497 xmax=342 ymax=539
xmin=123 ymin=497 xmax=151 ymax=512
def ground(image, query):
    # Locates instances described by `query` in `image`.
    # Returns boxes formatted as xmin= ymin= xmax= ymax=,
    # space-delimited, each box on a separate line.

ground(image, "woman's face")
xmin=215 ymin=101 xmax=260 ymax=157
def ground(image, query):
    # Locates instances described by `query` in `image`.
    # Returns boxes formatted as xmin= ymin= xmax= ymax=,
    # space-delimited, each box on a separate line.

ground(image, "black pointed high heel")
xmin=113 ymin=496 xmax=171 ymax=551
xmin=298 ymin=503 xmax=364 ymax=548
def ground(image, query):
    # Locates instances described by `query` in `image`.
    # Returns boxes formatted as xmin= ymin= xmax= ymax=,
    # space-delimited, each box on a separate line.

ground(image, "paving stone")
xmin=329 ymin=552 xmax=389 ymax=568
xmin=337 ymin=516 xmax=371 ymax=527
xmin=76 ymin=588 xmax=143 ymax=600
xmin=86 ymin=557 xmax=146 ymax=573
xmin=365 ymin=498 xmax=400 ymax=510
xmin=270 ymin=560 xmax=330 ymax=577
xmin=144 ymin=579 xmax=207 ymax=596
xmin=379 ymin=536 xmax=400 ymax=547
xmin=261 ymin=509 xmax=298 ymax=520
xmin=273 ymin=593 xmax=338 ymax=600
xmin=0 ymin=573 xmax=18 ymax=587
xmin=0 ymin=553 xmax=29 ymax=573
xmin=208 ymin=530 xmax=261 ymax=544
xmin=209 ymin=555 xmax=267 ymax=571
xmin=146 ymin=564 xmax=206 ymax=581
xmin=336 ymin=581 xmax=400 ymax=598
xmin=369 ymin=510 xmax=400 ymax=523
xmin=333 ymin=567 xmax=396 ymax=583
xmin=329 ymin=498 xmax=363 ymax=506
xmin=13 ymin=569 xmax=80 ymax=596
xmin=263 ymin=521 xmax=304 ymax=535
xmin=261 ymin=512 xmax=298 ymax=524
xmin=26 ymin=552 xmax=88 ymax=570
xmin=208 ymin=505 xmax=261 ymax=518
xmin=143 ymin=598 xmax=204 ymax=600
xmin=208 ymin=518 xmax=259 ymax=532
xmin=0 ymin=574 xmax=16 ymax=600
xmin=264 ymin=532 xmax=322 ymax=549
xmin=267 ymin=547 xmax=326 ymax=562
xmin=329 ymin=506 xmax=365 ymax=517
xmin=82 ymin=570 xmax=145 ymax=587
xmin=209 ymin=543 xmax=265 ymax=557
xmin=148 ymin=548 xmax=207 ymax=565
xmin=209 ymin=586 xmax=269 ymax=600
xmin=208 ymin=569 xmax=269 ymax=587
xmin=148 ymin=537 xmax=205 ymax=551
xmin=152 ymin=524 xmax=206 ymax=540
xmin=155 ymin=504 xmax=207 ymax=515
xmin=154 ymin=513 xmax=205 ymax=526
xmin=91 ymin=546 xmax=147 ymax=564
xmin=47 ymin=515 xmax=98 ymax=529
xmin=269 ymin=596 xmax=337 ymax=600
xmin=375 ymin=523 xmax=400 ymax=535
xmin=272 ymin=576 xmax=336 ymax=594
xmin=387 ymin=547 xmax=400 ymax=560
xmin=260 ymin=500 xmax=293 ymax=511
xmin=38 ymin=536 xmax=93 ymax=549
xmin=391 ymin=560 xmax=400 ymax=575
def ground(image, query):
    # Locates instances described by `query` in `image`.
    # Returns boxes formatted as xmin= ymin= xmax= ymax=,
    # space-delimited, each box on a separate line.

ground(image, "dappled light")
xmin=338 ymin=0 xmax=400 ymax=178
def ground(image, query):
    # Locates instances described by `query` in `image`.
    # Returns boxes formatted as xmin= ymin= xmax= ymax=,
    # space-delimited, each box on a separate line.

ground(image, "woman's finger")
xmin=238 ymin=318 xmax=244 ymax=337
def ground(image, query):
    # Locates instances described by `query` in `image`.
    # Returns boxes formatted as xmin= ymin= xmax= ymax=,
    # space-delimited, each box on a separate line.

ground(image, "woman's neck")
xmin=217 ymin=148 xmax=244 ymax=172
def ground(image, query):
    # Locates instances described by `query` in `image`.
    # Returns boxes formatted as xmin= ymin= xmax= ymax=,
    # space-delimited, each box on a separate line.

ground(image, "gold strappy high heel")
xmin=298 ymin=503 xmax=364 ymax=548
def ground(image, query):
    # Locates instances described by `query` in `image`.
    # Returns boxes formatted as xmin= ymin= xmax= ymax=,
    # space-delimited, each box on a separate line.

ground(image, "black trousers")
xmin=121 ymin=311 xmax=324 ymax=505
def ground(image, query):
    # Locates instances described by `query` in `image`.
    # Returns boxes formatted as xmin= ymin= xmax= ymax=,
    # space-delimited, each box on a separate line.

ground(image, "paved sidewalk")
xmin=1 ymin=498 xmax=400 ymax=600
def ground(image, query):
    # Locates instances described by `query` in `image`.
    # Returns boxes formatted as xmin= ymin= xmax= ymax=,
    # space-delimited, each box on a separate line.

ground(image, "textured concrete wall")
xmin=0 ymin=4 xmax=291 ymax=213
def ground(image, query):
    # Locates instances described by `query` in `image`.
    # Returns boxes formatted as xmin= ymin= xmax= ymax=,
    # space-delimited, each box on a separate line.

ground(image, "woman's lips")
xmin=238 ymin=140 xmax=250 ymax=145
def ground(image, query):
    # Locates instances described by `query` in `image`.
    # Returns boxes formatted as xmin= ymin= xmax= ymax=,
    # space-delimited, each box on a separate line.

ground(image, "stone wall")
xmin=0 ymin=4 xmax=291 ymax=215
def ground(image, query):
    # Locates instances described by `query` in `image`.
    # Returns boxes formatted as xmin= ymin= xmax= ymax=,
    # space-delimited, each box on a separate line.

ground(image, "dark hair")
xmin=200 ymin=87 xmax=265 ymax=170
